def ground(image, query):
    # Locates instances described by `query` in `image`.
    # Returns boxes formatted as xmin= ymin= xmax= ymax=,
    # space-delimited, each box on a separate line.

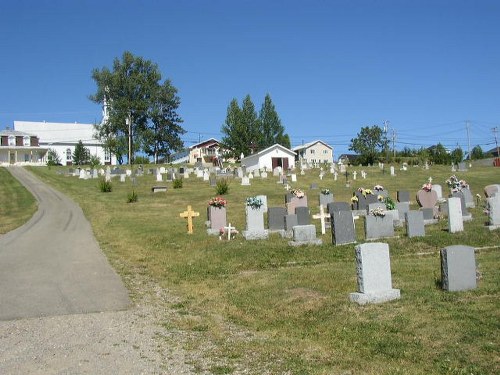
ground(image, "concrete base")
xmin=288 ymin=239 xmax=323 ymax=247
xmin=349 ymin=289 xmax=401 ymax=305
xmin=488 ymin=224 xmax=500 ymax=231
xmin=463 ymin=214 xmax=473 ymax=222
xmin=242 ymin=230 xmax=269 ymax=240
xmin=424 ymin=219 xmax=439 ymax=226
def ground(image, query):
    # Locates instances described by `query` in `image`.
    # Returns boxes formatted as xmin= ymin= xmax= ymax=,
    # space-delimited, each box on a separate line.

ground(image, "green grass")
xmin=0 ymin=167 xmax=37 ymax=234
xmin=15 ymin=164 xmax=500 ymax=373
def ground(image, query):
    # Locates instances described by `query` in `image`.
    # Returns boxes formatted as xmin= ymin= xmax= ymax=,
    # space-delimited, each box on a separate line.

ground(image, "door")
xmin=9 ymin=152 xmax=15 ymax=164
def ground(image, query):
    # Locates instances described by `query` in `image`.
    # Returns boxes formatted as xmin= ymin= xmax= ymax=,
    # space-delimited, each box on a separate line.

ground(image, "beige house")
xmin=292 ymin=140 xmax=333 ymax=165
xmin=0 ymin=129 xmax=48 ymax=166
xmin=188 ymin=138 xmax=222 ymax=165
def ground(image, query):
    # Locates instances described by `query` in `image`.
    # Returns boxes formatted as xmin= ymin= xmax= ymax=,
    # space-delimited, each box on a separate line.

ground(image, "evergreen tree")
xmin=46 ymin=148 xmax=61 ymax=166
xmin=73 ymin=140 xmax=90 ymax=166
xmin=258 ymin=94 xmax=289 ymax=149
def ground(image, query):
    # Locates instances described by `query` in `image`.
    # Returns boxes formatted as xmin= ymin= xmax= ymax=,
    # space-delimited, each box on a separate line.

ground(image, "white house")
xmin=14 ymin=121 xmax=116 ymax=166
xmin=0 ymin=128 xmax=48 ymax=166
xmin=292 ymin=140 xmax=333 ymax=165
xmin=240 ymin=144 xmax=296 ymax=172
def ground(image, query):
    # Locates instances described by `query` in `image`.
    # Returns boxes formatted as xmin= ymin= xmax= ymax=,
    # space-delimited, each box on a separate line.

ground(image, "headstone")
xmin=209 ymin=176 xmax=217 ymax=187
xmin=352 ymin=171 xmax=357 ymax=180
xmin=179 ymin=205 xmax=200 ymax=234
xmin=291 ymin=195 xmax=308 ymax=209
xmin=79 ymin=169 xmax=86 ymax=179
xmin=120 ymin=174 xmax=126 ymax=182
xmin=159 ymin=167 xmax=166 ymax=174
xmin=183 ymin=171 xmax=190 ymax=179
xmin=289 ymin=225 xmax=322 ymax=246
xmin=256 ymin=195 xmax=268 ymax=212
xmin=156 ymin=173 xmax=163 ymax=182
xmin=253 ymin=169 xmax=260 ymax=178
xmin=421 ymin=208 xmax=434 ymax=221
xmin=390 ymin=166 xmax=395 ymax=176
xmin=92 ymin=169 xmax=98 ymax=179
xmin=268 ymin=207 xmax=287 ymax=231
xmin=457 ymin=162 xmax=468 ymax=172
xmin=328 ymin=202 xmax=351 ymax=214
xmin=126 ymin=169 xmax=132 ymax=176
xmin=261 ymin=171 xmax=268 ymax=179
xmin=440 ymin=245 xmax=477 ymax=291
xmin=243 ymin=206 xmax=268 ymax=240
xmin=461 ymin=188 xmax=475 ymax=208
xmin=319 ymin=193 xmax=333 ymax=208
xmin=416 ymin=189 xmax=438 ymax=209
xmin=284 ymin=214 xmax=298 ymax=231
xmin=333 ymin=171 xmax=338 ymax=181
xmin=484 ymin=184 xmax=500 ymax=198
xmin=312 ymin=205 xmax=329 ymax=235
xmin=487 ymin=194 xmax=500 ymax=230
xmin=349 ymin=243 xmax=400 ymax=305
xmin=273 ymin=167 xmax=281 ymax=176
xmin=374 ymin=189 xmax=388 ymax=198
xmin=248 ymin=173 xmax=254 ymax=179
xmin=295 ymin=206 xmax=310 ymax=225
xmin=331 ymin=211 xmax=356 ymax=245
xmin=451 ymin=191 xmax=471 ymax=220
xmin=432 ymin=184 xmax=443 ymax=200
xmin=291 ymin=174 xmax=297 ymax=182
xmin=405 ymin=211 xmax=425 ymax=238
xmin=365 ymin=214 xmax=395 ymax=240
xmin=207 ymin=206 xmax=227 ymax=234
xmin=203 ymin=171 xmax=210 ymax=181
xmin=310 ymin=183 xmax=318 ymax=190
xmin=397 ymin=191 xmax=410 ymax=203
xmin=396 ymin=202 xmax=410 ymax=222
xmin=447 ymin=197 xmax=464 ymax=233
xmin=241 ymin=176 xmax=250 ymax=186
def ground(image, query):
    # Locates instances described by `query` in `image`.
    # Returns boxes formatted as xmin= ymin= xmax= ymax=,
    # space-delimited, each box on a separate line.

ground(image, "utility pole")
xmin=493 ymin=127 xmax=499 ymax=158
xmin=383 ymin=120 xmax=390 ymax=163
xmin=126 ymin=114 xmax=132 ymax=165
xmin=392 ymin=129 xmax=396 ymax=158
xmin=466 ymin=120 xmax=471 ymax=160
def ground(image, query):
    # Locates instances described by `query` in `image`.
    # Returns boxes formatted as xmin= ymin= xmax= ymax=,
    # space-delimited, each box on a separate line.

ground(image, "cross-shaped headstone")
xmin=224 ymin=223 xmax=235 ymax=240
xmin=179 ymin=205 xmax=200 ymax=234
xmin=312 ymin=205 xmax=329 ymax=235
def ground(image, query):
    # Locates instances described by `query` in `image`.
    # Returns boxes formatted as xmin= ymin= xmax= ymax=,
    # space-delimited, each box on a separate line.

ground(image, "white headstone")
xmin=447 ymin=197 xmax=464 ymax=233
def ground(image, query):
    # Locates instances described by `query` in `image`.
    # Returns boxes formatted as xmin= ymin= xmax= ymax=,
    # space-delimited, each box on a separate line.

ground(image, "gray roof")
xmin=0 ymin=129 xmax=36 ymax=137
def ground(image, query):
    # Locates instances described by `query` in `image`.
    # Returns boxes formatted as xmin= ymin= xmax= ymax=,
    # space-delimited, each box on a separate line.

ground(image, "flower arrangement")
xmin=208 ymin=196 xmax=227 ymax=208
xmin=384 ymin=197 xmax=396 ymax=210
xmin=291 ymin=188 xmax=305 ymax=198
xmin=421 ymin=182 xmax=433 ymax=192
xmin=377 ymin=195 xmax=384 ymax=201
xmin=357 ymin=187 xmax=373 ymax=196
xmin=246 ymin=196 xmax=263 ymax=209
xmin=446 ymin=175 xmax=469 ymax=192
xmin=321 ymin=188 xmax=331 ymax=195
xmin=219 ymin=226 xmax=239 ymax=240
xmin=374 ymin=185 xmax=384 ymax=191
xmin=350 ymin=195 xmax=359 ymax=203
xmin=370 ymin=206 xmax=386 ymax=217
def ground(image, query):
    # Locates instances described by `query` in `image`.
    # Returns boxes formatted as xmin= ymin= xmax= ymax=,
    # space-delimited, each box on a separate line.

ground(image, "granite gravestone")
xmin=397 ymin=191 xmax=410 ymax=203
xmin=295 ymin=206 xmax=311 ymax=225
xmin=405 ymin=211 xmax=425 ymax=238
xmin=331 ymin=211 xmax=356 ymax=245
xmin=447 ymin=197 xmax=464 ymax=233
xmin=267 ymin=207 xmax=287 ymax=231
xmin=289 ymin=225 xmax=322 ymax=246
xmin=440 ymin=245 xmax=477 ymax=291
xmin=365 ymin=214 xmax=395 ymax=240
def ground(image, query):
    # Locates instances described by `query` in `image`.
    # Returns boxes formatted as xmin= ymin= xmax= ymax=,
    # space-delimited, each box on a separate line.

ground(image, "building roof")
xmin=0 ymin=129 xmax=36 ymax=137
xmin=189 ymin=138 xmax=220 ymax=150
xmin=14 ymin=121 xmax=98 ymax=143
xmin=292 ymin=140 xmax=332 ymax=151
xmin=241 ymin=143 xmax=296 ymax=161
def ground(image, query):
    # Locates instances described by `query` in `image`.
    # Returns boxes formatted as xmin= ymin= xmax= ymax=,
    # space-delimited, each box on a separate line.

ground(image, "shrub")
xmin=98 ymin=178 xmax=112 ymax=193
xmin=127 ymin=190 xmax=138 ymax=203
xmin=384 ymin=196 xmax=396 ymax=210
xmin=173 ymin=178 xmax=183 ymax=189
xmin=215 ymin=178 xmax=230 ymax=195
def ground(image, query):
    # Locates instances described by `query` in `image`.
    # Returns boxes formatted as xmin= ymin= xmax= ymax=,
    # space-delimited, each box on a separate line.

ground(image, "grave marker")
xmin=179 ymin=205 xmax=200 ymax=234
xmin=312 ymin=205 xmax=329 ymax=235
xmin=331 ymin=211 xmax=356 ymax=245
xmin=405 ymin=211 xmax=425 ymax=238
xmin=440 ymin=245 xmax=476 ymax=291
xmin=447 ymin=197 xmax=464 ymax=233
xmin=289 ymin=225 xmax=322 ymax=246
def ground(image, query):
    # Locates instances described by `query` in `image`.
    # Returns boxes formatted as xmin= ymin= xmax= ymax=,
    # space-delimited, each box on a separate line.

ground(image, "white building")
xmin=292 ymin=140 xmax=333 ymax=165
xmin=0 ymin=129 xmax=47 ymax=166
xmin=240 ymin=144 xmax=296 ymax=172
xmin=14 ymin=121 xmax=116 ymax=166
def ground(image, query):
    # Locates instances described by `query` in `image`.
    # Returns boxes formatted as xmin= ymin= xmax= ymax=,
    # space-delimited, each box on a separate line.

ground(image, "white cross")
xmin=312 ymin=205 xmax=329 ymax=235
xmin=224 ymin=223 xmax=235 ymax=240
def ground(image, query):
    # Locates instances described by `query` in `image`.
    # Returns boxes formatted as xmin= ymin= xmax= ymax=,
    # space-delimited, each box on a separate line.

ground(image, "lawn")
xmin=0 ymin=167 xmax=37 ymax=234
xmin=15 ymin=164 xmax=500 ymax=374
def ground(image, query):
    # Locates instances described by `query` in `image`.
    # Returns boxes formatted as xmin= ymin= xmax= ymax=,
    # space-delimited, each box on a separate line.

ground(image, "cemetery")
xmin=2 ymin=162 xmax=499 ymax=374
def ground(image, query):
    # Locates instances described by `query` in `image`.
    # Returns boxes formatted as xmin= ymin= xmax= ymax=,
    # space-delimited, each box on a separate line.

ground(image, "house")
xmin=14 ymin=121 xmax=116 ymax=166
xmin=0 ymin=128 xmax=48 ymax=165
xmin=188 ymin=138 xmax=222 ymax=166
xmin=240 ymin=144 xmax=296 ymax=172
xmin=292 ymin=140 xmax=333 ymax=165
xmin=338 ymin=154 xmax=360 ymax=165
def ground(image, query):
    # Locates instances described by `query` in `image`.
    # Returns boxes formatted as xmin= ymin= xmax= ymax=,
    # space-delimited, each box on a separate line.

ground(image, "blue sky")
xmin=1 ymin=0 xmax=499 ymax=157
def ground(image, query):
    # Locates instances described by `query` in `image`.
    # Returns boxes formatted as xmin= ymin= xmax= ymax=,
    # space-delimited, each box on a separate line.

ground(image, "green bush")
xmin=98 ymin=178 xmax=112 ymax=193
xmin=127 ymin=190 xmax=138 ymax=203
xmin=384 ymin=196 xmax=396 ymax=210
xmin=215 ymin=178 xmax=230 ymax=195
xmin=173 ymin=178 xmax=183 ymax=189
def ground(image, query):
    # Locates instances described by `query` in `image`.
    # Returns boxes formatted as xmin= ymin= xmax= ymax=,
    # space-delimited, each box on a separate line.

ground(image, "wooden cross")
xmin=179 ymin=205 xmax=200 ymax=234
xmin=312 ymin=205 xmax=329 ymax=235
xmin=224 ymin=223 xmax=235 ymax=240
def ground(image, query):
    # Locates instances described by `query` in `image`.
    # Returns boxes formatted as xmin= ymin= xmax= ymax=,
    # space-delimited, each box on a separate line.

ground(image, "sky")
xmin=1 ymin=0 xmax=499 ymax=158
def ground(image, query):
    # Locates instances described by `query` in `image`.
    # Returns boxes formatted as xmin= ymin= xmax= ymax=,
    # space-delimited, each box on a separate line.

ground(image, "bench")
xmin=151 ymin=186 xmax=167 ymax=193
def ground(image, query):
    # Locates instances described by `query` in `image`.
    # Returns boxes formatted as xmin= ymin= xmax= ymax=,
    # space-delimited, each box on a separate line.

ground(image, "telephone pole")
xmin=383 ymin=120 xmax=390 ymax=163
xmin=493 ymin=127 xmax=499 ymax=158
xmin=392 ymin=129 xmax=397 ymax=157
xmin=466 ymin=120 xmax=471 ymax=160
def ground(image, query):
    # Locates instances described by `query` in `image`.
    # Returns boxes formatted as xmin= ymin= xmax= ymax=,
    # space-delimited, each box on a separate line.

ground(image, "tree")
xmin=258 ymin=94 xmax=289 ymax=149
xmin=46 ymin=148 xmax=61 ymax=166
xmin=221 ymin=96 xmax=259 ymax=159
xmin=348 ymin=125 xmax=384 ymax=165
xmin=90 ymin=51 xmax=185 ymax=164
xmin=428 ymin=143 xmax=450 ymax=165
xmin=73 ymin=140 xmax=90 ymax=165
xmin=450 ymin=147 xmax=464 ymax=164
xmin=471 ymin=145 xmax=484 ymax=160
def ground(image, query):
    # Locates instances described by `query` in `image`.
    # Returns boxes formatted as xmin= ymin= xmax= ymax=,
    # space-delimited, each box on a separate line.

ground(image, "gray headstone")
xmin=365 ymin=215 xmax=395 ymax=240
xmin=484 ymin=184 xmax=500 ymax=198
xmin=319 ymin=193 xmax=334 ymax=207
xmin=290 ymin=225 xmax=321 ymax=245
xmin=368 ymin=202 xmax=385 ymax=213
xmin=432 ymin=184 xmax=443 ymax=200
xmin=310 ymin=183 xmax=319 ymax=190
xmin=396 ymin=202 xmax=410 ymax=222
xmin=451 ymin=191 xmax=469 ymax=217
xmin=268 ymin=207 xmax=287 ymax=230
xmin=241 ymin=176 xmax=250 ymax=186
xmin=349 ymin=243 xmax=400 ymax=304
xmin=447 ymin=197 xmax=464 ymax=233
xmin=487 ymin=194 xmax=500 ymax=228
xmin=331 ymin=211 xmax=356 ymax=245
xmin=397 ymin=191 xmax=410 ymax=203
xmin=421 ymin=208 xmax=434 ymax=221
xmin=328 ymin=202 xmax=351 ymax=214
xmin=207 ymin=206 xmax=227 ymax=234
xmin=461 ymin=188 xmax=475 ymax=208
xmin=417 ymin=189 xmax=438 ymax=208
xmin=441 ymin=245 xmax=476 ymax=291
xmin=405 ymin=211 xmax=425 ymax=238
xmin=285 ymin=214 xmax=298 ymax=231
xmin=295 ymin=206 xmax=310 ymax=225
xmin=243 ymin=205 xmax=268 ymax=240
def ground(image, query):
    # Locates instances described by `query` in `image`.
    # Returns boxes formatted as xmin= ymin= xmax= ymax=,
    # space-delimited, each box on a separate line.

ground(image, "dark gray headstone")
xmin=421 ymin=208 xmax=434 ymax=220
xmin=365 ymin=215 xmax=395 ymax=240
xmin=285 ymin=214 xmax=298 ymax=231
xmin=397 ymin=191 xmax=410 ymax=203
xmin=295 ymin=206 xmax=310 ymax=225
xmin=310 ymin=183 xmax=319 ymax=190
xmin=331 ymin=211 xmax=356 ymax=245
xmin=328 ymin=202 xmax=351 ymax=214
xmin=405 ymin=211 xmax=425 ymax=238
xmin=441 ymin=245 xmax=477 ymax=291
xmin=268 ymin=207 xmax=287 ymax=230
xmin=396 ymin=202 xmax=410 ymax=221
xmin=451 ymin=191 xmax=469 ymax=216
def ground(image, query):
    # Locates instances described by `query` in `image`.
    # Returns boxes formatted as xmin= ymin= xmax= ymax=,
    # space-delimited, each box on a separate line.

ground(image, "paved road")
xmin=0 ymin=167 xmax=130 ymax=321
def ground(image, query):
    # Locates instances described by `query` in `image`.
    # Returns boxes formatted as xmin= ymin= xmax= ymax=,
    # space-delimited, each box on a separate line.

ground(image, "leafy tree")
xmin=450 ymin=147 xmax=464 ymax=164
xmin=221 ymin=96 xmax=259 ymax=159
xmin=471 ymin=145 xmax=484 ymax=160
xmin=89 ymin=155 xmax=101 ymax=169
xmin=258 ymin=94 xmax=289 ymax=149
xmin=428 ymin=143 xmax=450 ymax=165
xmin=348 ymin=125 xmax=384 ymax=165
xmin=73 ymin=140 xmax=90 ymax=166
xmin=46 ymin=148 xmax=61 ymax=166
xmin=90 ymin=51 xmax=185 ymax=165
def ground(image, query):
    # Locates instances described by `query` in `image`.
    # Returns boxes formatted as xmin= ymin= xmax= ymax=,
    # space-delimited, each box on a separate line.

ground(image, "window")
xmin=104 ymin=148 xmax=111 ymax=162
xmin=310 ymin=149 xmax=315 ymax=154
xmin=23 ymin=136 xmax=30 ymax=146
xmin=8 ymin=136 xmax=15 ymax=146
xmin=66 ymin=148 xmax=72 ymax=161
xmin=323 ymin=150 xmax=329 ymax=154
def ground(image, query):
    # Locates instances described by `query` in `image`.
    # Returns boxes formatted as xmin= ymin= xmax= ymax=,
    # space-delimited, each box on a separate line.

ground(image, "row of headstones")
xmin=350 ymin=242 xmax=478 ymax=305
xmin=73 ymin=167 xmax=144 ymax=181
